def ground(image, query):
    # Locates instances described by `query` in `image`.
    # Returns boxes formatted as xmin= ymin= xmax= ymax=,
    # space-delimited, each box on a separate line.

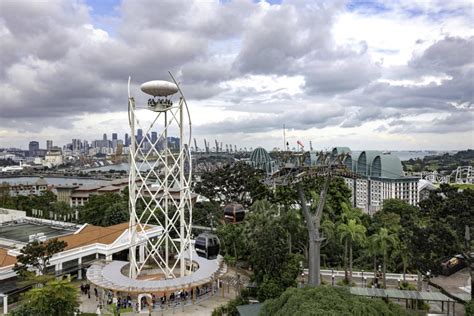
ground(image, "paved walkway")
xmin=78 ymin=267 xmax=247 ymax=315
xmin=78 ymin=288 xmax=237 ymax=315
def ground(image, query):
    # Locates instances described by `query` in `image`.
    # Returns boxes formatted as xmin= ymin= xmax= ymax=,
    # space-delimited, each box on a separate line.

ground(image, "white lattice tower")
xmin=127 ymin=75 xmax=192 ymax=279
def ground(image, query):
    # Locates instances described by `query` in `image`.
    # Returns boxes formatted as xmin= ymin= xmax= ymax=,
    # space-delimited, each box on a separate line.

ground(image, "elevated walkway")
xmin=86 ymin=251 xmax=226 ymax=293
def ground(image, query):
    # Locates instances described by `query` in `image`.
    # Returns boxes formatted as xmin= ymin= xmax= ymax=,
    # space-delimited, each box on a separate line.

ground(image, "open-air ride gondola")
xmin=224 ymin=203 xmax=245 ymax=223
xmin=194 ymin=233 xmax=220 ymax=260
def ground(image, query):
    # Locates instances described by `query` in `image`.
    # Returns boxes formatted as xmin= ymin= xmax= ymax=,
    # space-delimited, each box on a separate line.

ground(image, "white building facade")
xmin=335 ymin=148 xmax=419 ymax=215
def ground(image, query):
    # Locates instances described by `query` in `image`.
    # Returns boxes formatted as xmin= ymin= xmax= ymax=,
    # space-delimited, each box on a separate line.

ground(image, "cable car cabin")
xmin=224 ymin=203 xmax=245 ymax=223
xmin=195 ymin=233 xmax=220 ymax=260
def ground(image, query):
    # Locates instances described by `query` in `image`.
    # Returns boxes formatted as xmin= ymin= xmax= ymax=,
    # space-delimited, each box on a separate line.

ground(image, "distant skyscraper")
xmin=137 ymin=129 xmax=143 ymax=145
xmin=46 ymin=140 xmax=53 ymax=151
xmin=72 ymin=139 xmax=82 ymax=151
xmin=151 ymin=132 xmax=157 ymax=145
xmin=29 ymin=141 xmax=39 ymax=157
xmin=103 ymin=133 xmax=107 ymax=141
xmin=125 ymin=133 xmax=129 ymax=146
xmin=112 ymin=133 xmax=118 ymax=140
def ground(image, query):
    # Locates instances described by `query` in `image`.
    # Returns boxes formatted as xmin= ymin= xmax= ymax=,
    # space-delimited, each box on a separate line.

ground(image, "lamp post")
xmin=426 ymin=270 xmax=431 ymax=292
xmin=377 ymin=265 xmax=382 ymax=288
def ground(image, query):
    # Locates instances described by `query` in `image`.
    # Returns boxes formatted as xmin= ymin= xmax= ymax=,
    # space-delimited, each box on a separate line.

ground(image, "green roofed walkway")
xmin=349 ymin=287 xmax=458 ymax=315
xmin=236 ymin=303 xmax=262 ymax=316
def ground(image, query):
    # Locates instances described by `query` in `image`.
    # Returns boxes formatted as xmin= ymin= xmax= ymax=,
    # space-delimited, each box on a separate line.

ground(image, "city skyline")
xmin=0 ymin=0 xmax=473 ymax=151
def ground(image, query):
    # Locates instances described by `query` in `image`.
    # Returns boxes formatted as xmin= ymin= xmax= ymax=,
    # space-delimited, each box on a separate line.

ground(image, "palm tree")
xmin=370 ymin=227 xmax=399 ymax=288
xmin=340 ymin=202 xmax=363 ymax=223
xmin=394 ymin=241 xmax=411 ymax=282
xmin=366 ymin=236 xmax=379 ymax=277
xmin=338 ymin=219 xmax=367 ymax=283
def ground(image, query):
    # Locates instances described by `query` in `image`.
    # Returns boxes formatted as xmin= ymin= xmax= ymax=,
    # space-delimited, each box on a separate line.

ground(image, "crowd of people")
xmin=80 ymin=282 xmax=218 ymax=314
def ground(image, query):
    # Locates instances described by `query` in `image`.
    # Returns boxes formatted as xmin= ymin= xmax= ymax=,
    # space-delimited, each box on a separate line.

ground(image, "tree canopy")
xmin=260 ymin=286 xmax=412 ymax=316
xmin=13 ymin=238 xmax=67 ymax=276
xmin=79 ymin=192 xmax=128 ymax=226
xmin=194 ymin=162 xmax=270 ymax=207
xmin=12 ymin=278 xmax=79 ymax=316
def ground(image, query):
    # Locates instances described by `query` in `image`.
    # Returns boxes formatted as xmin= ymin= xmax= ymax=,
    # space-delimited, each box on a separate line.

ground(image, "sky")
xmin=0 ymin=0 xmax=473 ymax=151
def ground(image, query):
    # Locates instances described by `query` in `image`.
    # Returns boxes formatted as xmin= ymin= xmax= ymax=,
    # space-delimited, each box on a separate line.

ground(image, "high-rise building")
xmin=103 ymin=133 xmax=107 ymax=141
xmin=125 ymin=133 xmax=129 ymax=147
xmin=112 ymin=133 xmax=118 ymax=140
xmin=328 ymin=147 xmax=419 ymax=215
xmin=137 ymin=129 xmax=143 ymax=145
xmin=29 ymin=141 xmax=39 ymax=157
xmin=151 ymin=132 xmax=158 ymax=145
xmin=46 ymin=140 xmax=53 ymax=151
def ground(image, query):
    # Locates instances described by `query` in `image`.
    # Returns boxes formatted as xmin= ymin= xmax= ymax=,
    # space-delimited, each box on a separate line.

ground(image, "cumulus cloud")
xmin=0 ymin=0 xmax=472 ymax=149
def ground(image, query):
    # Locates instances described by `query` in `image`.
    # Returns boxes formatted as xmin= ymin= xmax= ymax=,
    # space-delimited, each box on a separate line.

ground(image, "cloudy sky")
xmin=0 ymin=0 xmax=473 ymax=151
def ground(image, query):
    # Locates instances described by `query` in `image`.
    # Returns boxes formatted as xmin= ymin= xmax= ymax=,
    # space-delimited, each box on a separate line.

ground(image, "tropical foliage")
xmin=13 ymin=238 xmax=67 ymax=276
xmin=260 ymin=286 xmax=413 ymax=316
xmin=12 ymin=278 xmax=80 ymax=316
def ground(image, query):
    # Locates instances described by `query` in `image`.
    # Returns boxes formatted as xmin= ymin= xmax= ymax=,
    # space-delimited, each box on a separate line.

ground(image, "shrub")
xmin=260 ymin=286 xmax=413 ymax=316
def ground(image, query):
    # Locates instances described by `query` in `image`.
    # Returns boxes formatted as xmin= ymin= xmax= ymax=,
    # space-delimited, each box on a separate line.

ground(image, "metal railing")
xmin=303 ymin=269 xmax=418 ymax=282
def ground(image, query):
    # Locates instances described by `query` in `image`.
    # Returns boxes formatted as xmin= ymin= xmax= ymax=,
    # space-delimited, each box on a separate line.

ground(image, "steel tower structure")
xmin=127 ymin=74 xmax=192 ymax=279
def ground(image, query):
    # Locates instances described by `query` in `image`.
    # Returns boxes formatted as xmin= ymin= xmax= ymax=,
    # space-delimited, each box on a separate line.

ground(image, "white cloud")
xmin=0 ymin=0 xmax=472 ymax=151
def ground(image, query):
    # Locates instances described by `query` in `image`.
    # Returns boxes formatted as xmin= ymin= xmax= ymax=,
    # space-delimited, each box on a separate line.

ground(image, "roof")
xmin=87 ymin=249 xmax=225 ymax=293
xmin=0 ymin=222 xmax=75 ymax=243
xmin=250 ymin=147 xmax=271 ymax=164
xmin=97 ymin=185 xmax=121 ymax=192
xmin=371 ymin=154 xmax=404 ymax=179
xmin=59 ymin=222 xmax=129 ymax=250
xmin=350 ymin=287 xmax=454 ymax=302
xmin=350 ymin=152 xmax=361 ymax=172
xmin=0 ymin=248 xmax=17 ymax=267
xmin=357 ymin=151 xmax=382 ymax=176
xmin=236 ymin=303 xmax=262 ymax=316
xmin=55 ymin=185 xmax=80 ymax=190
xmin=74 ymin=185 xmax=103 ymax=192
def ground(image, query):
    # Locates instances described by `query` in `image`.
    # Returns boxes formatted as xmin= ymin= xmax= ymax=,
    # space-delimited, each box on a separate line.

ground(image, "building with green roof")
xmin=249 ymin=147 xmax=275 ymax=174
xmin=332 ymin=147 xmax=419 ymax=215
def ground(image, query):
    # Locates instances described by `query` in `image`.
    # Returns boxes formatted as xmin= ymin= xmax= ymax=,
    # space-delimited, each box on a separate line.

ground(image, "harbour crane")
xmin=194 ymin=138 xmax=199 ymax=153
xmin=203 ymin=139 xmax=209 ymax=154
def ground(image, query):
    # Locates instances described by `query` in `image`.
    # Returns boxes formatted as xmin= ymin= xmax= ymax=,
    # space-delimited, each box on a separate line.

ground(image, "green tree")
xmin=246 ymin=201 xmax=288 ymax=282
xmin=80 ymin=193 xmax=128 ymax=226
xmin=0 ymin=183 xmax=16 ymax=209
xmin=370 ymin=227 xmax=398 ymax=288
xmin=194 ymin=162 xmax=270 ymax=208
xmin=192 ymin=201 xmax=222 ymax=227
xmin=338 ymin=219 xmax=366 ymax=283
xmin=102 ymin=201 xmax=128 ymax=226
xmin=216 ymin=223 xmax=246 ymax=262
xmin=50 ymin=201 xmax=73 ymax=221
xmin=13 ymin=238 xmax=67 ymax=277
xmin=12 ymin=278 xmax=79 ymax=316
xmin=260 ymin=286 xmax=412 ymax=316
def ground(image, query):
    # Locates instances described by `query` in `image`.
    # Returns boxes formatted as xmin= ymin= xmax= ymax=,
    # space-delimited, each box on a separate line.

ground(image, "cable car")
xmin=224 ymin=203 xmax=245 ymax=223
xmin=195 ymin=233 xmax=220 ymax=260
